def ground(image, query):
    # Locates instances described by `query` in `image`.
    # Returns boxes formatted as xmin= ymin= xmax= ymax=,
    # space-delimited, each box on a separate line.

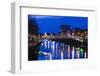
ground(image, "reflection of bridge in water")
xmin=38 ymin=37 xmax=88 ymax=60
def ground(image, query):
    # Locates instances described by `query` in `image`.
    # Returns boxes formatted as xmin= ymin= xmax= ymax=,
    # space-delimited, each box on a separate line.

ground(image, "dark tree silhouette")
xmin=28 ymin=18 xmax=39 ymax=36
xmin=28 ymin=18 xmax=39 ymax=61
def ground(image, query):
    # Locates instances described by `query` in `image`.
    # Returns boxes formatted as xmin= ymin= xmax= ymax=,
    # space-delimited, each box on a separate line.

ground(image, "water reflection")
xmin=38 ymin=39 xmax=87 ymax=60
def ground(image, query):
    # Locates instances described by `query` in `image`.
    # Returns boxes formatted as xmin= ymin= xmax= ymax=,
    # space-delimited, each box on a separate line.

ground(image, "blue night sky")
xmin=28 ymin=15 xmax=88 ymax=34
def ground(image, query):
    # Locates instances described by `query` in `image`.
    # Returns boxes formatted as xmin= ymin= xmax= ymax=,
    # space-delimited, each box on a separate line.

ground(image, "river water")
xmin=38 ymin=39 xmax=87 ymax=60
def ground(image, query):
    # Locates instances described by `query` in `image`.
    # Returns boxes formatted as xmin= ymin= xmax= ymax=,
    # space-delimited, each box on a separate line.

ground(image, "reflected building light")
xmin=61 ymin=51 xmax=63 ymax=60
xmin=52 ymin=41 xmax=55 ymax=49
xmin=62 ymin=43 xmax=65 ymax=51
xmin=47 ymin=40 xmax=50 ymax=48
xmin=56 ymin=42 xmax=58 ymax=50
xmin=80 ymin=48 xmax=84 ymax=57
xmin=68 ymin=45 xmax=70 ymax=58
xmin=84 ymin=52 xmax=87 ymax=58
xmin=51 ymin=41 xmax=55 ymax=57
xmin=49 ymin=53 xmax=52 ymax=60
xmin=55 ymin=42 xmax=57 ymax=58
xmin=44 ymin=40 xmax=47 ymax=48
xmin=72 ymin=46 xmax=75 ymax=59
xmin=54 ymin=42 xmax=58 ymax=56
xmin=43 ymin=39 xmax=48 ymax=48
xmin=76 ymin=47 xmax=80 ymax=59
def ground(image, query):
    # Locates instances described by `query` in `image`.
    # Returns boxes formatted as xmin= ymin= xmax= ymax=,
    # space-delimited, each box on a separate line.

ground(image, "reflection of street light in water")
xmin=61 ymin=50 xmax=63 ymax=60
xmin=43 ymin=39 xmax=50 ymax=49
xmin=47 ymin=40 xmax=50 ymax=48
xmin=61 ymin=43 xmax=65 ymax=59
xmin=76 ymin=47 xmax=80 ymax=59
xmin=49 ymin=53 xmax=52 ymax=60
xmin=55 ymin=42 xmax=58 ymax=58
xmin=51 ymin=41 xmax=55 ymax=49
xmin=68 ymin=45 xmax=70 ymax=58
xmin=80 ymin=48 xmax=84 ymax=57
xmin=51 ymin=41 xmax=55 ymax=58
xmin=84 ymin=51 xmax=87 ymax=58
xmin=44 ymin=39 xmax=47 ymax=48
xmin=72 ymin=46 xmax=75 ymax=59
